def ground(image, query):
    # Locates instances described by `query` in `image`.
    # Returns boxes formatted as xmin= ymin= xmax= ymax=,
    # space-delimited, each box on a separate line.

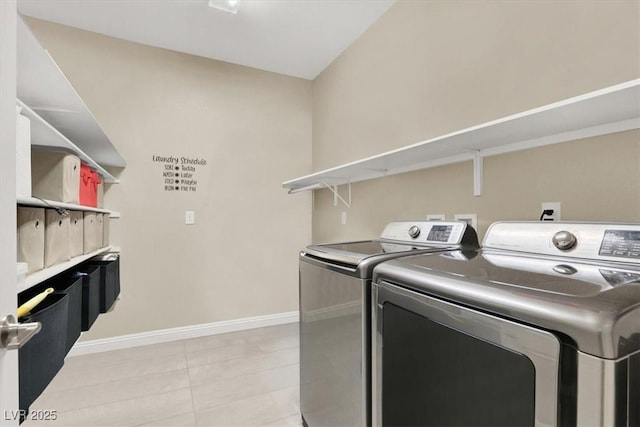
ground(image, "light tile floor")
xmin=23 ymin=323 xmax=302 ymax=427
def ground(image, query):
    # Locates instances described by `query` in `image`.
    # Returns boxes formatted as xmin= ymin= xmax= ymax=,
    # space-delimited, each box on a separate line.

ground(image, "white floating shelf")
xmin=16 ymin=15 xmax=126 ymax=169
xmin=18 ymin=100 xmax=119 ymax=183
xmin=283 ymin=79 xmax=640 ymax=193
xmin=17 ymin=196 xmax=113 ymax=214
xmin=19 ymin=246 xmax=115 ymax=293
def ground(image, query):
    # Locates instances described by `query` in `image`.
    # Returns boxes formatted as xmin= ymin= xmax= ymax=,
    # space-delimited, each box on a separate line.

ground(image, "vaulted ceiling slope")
xmin=18 ymin=0 xmax=396 ymax=80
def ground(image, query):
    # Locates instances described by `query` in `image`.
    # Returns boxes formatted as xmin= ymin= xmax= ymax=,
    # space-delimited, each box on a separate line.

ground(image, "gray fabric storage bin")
xmin=44 ymin=209 xmax=70 ymax=268
xmin=96 ymin=214 xmax=104 ymax=250
xmin=31 ymin=150 xmax=80 ymax=204
xmin=97 ymin=182 xmax=104 ymax=209
xmin=83 ymin=212 xmax=98 ymax=254
xmin=69 ymin=211 xmax=84 ymax=258
xmin=103 ymin=214 xmax=110 ymax=247
xmin=17 ymin=207 xmax=45 ymax=273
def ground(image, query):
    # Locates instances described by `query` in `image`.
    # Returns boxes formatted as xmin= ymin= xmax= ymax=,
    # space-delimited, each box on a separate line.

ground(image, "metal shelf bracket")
xmin=326 ymin=182 xmax=351 ymax=208
xmin=286 ymin=181 xmax=352 ymax=207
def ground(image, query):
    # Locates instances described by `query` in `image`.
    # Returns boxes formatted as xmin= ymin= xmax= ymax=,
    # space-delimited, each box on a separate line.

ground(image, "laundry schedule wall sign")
xmin=152 ymin=155 xmax=207 ymax=192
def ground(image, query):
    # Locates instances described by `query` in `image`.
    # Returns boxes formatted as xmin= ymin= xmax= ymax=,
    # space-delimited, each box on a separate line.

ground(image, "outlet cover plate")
xmin=454 ymin=213 xmax=477 ymax=230
xmin=426 ymin=214 xmax=446 ymax=221
xmin=541 ymin=202 xmax=561 ymax=221
xmin=185 ymin=210 xmax=195 ymax=225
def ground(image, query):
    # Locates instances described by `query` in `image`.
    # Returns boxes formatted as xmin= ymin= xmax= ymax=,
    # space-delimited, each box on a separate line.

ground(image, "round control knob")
xmin=408 ymin=225 xmax=421 ymax=239
xmin=552 ymin=231 xmax=577 ymax=251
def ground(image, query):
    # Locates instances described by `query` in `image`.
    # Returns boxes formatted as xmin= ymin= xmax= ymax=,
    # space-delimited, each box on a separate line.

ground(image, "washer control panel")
xmin=599 ymin=230 xmax=640 ymax=259
xmin=380 ymin=221 xmax=469 ymax=245
xmin=485 ymin=222 xmax=640 ymax=263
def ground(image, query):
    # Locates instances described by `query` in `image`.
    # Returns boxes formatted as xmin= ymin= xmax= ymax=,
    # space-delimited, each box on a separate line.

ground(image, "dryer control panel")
xmin=599 ymin=230 xmax=640 ymax=259
xmin=484 ymin=222 xmax=640 ymax=264
xmin=380 ymin=221 xmax=468 ymax=245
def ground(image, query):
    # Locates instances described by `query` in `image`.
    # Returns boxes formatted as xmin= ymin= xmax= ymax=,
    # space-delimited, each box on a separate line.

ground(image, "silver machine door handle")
xmin=0 ymin=314 xmax=41 ymax=350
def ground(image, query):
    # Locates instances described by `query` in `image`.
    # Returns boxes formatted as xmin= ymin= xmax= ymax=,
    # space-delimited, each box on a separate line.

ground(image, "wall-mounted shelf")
xmin=18 ymin=246 xmax=117 ymax=294
xmin=17 ymin=196 xmax=113 ymax=215
xmin=18 ymin=100 xmax=119 ymax=183
xmin=283 ymin=79 xmax=640 ymax=196
xmin=16 ymin=15 xmax=126 ymax=169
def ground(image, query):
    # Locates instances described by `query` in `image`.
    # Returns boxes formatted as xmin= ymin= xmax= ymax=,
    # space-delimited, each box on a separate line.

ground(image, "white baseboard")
xmin=68 ymin=311 xmax=299 ymax=357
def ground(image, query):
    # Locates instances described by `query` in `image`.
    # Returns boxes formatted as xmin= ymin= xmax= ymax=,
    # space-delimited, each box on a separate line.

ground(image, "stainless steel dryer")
xmin=372 ymin=222 xmax=640 ymax=427
xmin=299 ymin=221 xmax=479 ymax=427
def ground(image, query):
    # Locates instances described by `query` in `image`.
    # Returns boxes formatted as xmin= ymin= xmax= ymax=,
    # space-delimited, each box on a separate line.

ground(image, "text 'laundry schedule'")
xmin=152 ymin=155 xmax=207 ymax=192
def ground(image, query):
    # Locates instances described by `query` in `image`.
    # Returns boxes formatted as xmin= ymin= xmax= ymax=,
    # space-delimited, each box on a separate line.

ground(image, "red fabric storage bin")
xmin=79 ymin=164 xmax=98 ymax=207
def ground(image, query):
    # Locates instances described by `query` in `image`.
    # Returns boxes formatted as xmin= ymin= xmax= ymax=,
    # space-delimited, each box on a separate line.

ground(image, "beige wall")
xmin=312 ymin=0 xmax=640 ymax=243
xmin=23 ymin=1 xmax=640 ymax=338
xmin=27 ymin=19 xmax=312 ymax=339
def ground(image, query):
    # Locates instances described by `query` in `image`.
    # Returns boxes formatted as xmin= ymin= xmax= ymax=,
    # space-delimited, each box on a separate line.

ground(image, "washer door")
xmin=373 ymin=281 xmax=561 ymax=427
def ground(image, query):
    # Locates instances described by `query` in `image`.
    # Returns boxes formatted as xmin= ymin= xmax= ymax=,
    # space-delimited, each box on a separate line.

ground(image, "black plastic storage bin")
xmin=87 ymin=254 xmax=120 ymax=313
xmin=75 ymin=265 xmax=101 ymax=331
xmin=19 ymin=293 xmax=69 ymax=417
xmin=53 ymin=275 xmax=83 ymax=355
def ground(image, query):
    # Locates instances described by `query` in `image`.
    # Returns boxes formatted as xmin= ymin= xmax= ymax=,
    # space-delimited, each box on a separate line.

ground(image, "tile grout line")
xmin=62 ymin=346 xmax=187 ymax=373
xmin=184 ymin=331 xmax=299 ymax=352
xmin=126 ymin=342 xmax=197 ymax=427
xmin=31 ymin=325 xmax=300 ymax=426
xmin=39 ymin=386 xmax=194 ymax=421
xmin=39 ymin=361 xmax=190 ymax=396
xmin=196 ymin=392 xmax=296 ymax=421
xmin=32 ymin=365 xmax=192 ymax=413
xmin=192 ymin=366 xmax=300 ymax=415
xmin=44 ymin=337 xmax=297 ymax=396
xmin=130 ymin=410 xmax=196 ymax=427
xmin=188 ymin=361 xmax=300 ymax=390
xmin=185 ymin=344 xmax=300 ymax=370
xmin=183 ymin=339 xmax=200 ymax=427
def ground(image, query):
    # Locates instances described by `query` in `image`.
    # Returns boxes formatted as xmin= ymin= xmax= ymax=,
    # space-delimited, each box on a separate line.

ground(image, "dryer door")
xmin=373 ymin=281 xmax=562 ymax=427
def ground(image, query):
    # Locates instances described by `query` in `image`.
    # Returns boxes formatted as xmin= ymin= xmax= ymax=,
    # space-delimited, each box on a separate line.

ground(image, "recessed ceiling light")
xmin=208 ymin=0 xmax=241 ymax=14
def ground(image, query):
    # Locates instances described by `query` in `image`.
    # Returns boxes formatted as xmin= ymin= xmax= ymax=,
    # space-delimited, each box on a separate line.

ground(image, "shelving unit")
xmin=17 ymin=100 xmax=119 ymax=183
xmin=17 ymin=16 xmax=126 ymax=169
xmin=18 ymin=246 xmax=115 ymax=294
xmin=15 ymin=16 xmax=124 ymax=294
xmin=283 ymin=79 xmax=640 ymax=197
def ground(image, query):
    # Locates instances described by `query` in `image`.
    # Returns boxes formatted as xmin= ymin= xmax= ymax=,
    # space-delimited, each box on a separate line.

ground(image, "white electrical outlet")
xmin=426 ymin=214 xmax=446 ymax=221
xmin=454 ymin=213 xmax=477 ymax=229
xmin=341 ymin=211 xmax=347 ymax=225
xmin=541 ymin=202 xmax=561 ymax=221
xmin=185 ymin=210 xmax=195 ymax=225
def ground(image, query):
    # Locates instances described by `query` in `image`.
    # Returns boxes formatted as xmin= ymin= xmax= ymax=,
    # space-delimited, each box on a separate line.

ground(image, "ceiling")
xmin=17 ymin=0 xmax=396 ymax=80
